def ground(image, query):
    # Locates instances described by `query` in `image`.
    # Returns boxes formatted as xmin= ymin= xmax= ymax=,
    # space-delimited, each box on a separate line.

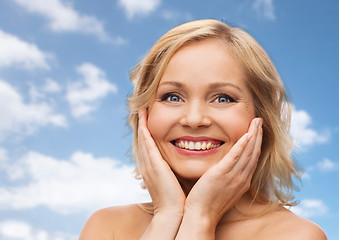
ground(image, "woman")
xmin=79 ymin=19 xmax=327 ymax=239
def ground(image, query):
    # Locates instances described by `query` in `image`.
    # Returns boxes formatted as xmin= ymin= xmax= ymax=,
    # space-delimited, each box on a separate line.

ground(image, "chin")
xmin=172 ymin=161 xmax=212 ymax=181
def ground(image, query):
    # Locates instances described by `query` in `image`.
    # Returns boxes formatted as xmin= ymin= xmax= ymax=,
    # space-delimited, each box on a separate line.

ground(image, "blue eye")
xmin=169 ymin=95 xmax=180 ymax=102
xmin=161 ymin=93 xmax=181 ymax=102
xmin=216 ymin=94 xmax=235 ymax=103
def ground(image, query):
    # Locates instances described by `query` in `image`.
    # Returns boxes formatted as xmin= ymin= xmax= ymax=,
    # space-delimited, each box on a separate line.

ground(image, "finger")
xmin=243 ymin=119 xmax=263 ymax=176
xmin=137 ymin=126 xmax=149 ymax=176
xmin=138 ymin=110 xmax=167 ymax=170
xmin=138 ymin=109 xmax=148 ymax=129
xmin=233 ymin=118 xmax=260 ymax=172
xmin=217 ymin=132 xmax=252 ymax=172
xmin=138 ymin=108 xmax=154 ymax=164
xmin=143 ymin=128 xmax=165 ymax=169
xmin=137 ymin=110 xmax=152 ymax=175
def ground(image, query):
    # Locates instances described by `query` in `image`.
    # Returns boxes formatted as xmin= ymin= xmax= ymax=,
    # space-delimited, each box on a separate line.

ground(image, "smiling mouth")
xmin=171 ymin=139 xmax=224 ymax=151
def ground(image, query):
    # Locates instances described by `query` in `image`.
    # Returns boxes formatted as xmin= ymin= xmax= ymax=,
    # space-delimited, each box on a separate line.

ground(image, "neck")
xmin=175 ymin=174 xmax=199 ymax=196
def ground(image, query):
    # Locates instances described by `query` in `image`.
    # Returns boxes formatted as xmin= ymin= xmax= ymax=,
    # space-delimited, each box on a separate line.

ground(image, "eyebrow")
xmin=159 ymin=81 xmax=243 ymax=92
xmin=208 ymin=82 xmax=243 ymax=92
xmin=158 ymin=81 xmax=183 ymax=88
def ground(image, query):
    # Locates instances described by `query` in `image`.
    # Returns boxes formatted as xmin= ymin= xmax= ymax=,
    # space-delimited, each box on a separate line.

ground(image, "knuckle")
xmin=140 ymin=168 xmax=147 ymax=178
xmin=233 ymin=174 xmax=244 ymax=185
xmin=152 ymin=165 xmax=161 ymax=175
xmin=140 ymin=171 xmax=149 ymax=182
xmin=246 ymin=150 xmax=254 ymax=159
xmin=253 ymin=151 xmax=261 ymax=161
xmin=232 ymin=153 xmax=240 ymax=162
xmin=239 ymin=176 xmax=247 ymax=186
xmin=244 ymin=181 xmax=251 ymax=190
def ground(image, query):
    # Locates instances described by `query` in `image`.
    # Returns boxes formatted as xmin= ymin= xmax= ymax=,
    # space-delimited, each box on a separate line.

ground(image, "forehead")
xmin=159 ymin=39 xmax=248 ymax=89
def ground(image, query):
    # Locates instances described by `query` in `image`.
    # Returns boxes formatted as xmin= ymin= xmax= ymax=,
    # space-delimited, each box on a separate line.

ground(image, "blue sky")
xmin=0 ymin=0 xmax=338 ymax=239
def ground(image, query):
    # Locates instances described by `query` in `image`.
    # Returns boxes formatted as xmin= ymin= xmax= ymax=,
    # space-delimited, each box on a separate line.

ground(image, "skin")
xmin=79 ymin=40 xmax=327 ymax=240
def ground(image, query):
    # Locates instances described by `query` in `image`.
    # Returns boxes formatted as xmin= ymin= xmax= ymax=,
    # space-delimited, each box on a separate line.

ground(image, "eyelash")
xmin=213 ymin=94 xmax=236 ymax=103
xmin=160 ymin=92 xmax=182 ymax=102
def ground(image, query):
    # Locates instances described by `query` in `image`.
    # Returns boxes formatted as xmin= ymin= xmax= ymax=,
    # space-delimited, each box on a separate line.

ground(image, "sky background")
xmin=0 ymin=0 xmax=338 ymax=239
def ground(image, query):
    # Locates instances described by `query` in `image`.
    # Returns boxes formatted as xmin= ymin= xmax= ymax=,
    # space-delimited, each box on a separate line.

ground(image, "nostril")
xmin=179 ymin=105 xmax=211 ymax=129
xmin=179 ymin=117 xmax=212 ymax=129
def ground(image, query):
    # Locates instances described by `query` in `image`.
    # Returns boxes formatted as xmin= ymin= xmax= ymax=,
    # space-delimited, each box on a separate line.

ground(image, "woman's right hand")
xmin=138 ymin=109 xmax=186 ymax=217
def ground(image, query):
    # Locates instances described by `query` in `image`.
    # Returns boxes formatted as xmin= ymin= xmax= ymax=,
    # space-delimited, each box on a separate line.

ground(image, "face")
xmin=147 ymin=39 xmax=255 ymax=182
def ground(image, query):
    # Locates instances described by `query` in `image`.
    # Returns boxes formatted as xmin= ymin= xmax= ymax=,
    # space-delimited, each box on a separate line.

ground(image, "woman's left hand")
xmin=183 ymin=117 xmax=263 ymax=228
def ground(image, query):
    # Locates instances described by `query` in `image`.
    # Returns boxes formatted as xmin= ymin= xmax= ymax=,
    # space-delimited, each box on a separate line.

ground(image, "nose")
xmin=179 ymin=101 xmax=211 ymax=129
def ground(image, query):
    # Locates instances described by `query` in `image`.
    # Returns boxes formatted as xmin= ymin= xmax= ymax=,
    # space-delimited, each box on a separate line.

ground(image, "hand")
xmin=184 ymin=118 xmax=263 ymax=226
xmin=138 ymin=109 xmax=186 ymax=217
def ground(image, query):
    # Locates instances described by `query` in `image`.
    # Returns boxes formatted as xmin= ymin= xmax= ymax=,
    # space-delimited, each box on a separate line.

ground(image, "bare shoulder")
xmin=79 ymin=203 xmax=153 ymax=240
xmin=264 ymin=207 xmax=327 ymax=240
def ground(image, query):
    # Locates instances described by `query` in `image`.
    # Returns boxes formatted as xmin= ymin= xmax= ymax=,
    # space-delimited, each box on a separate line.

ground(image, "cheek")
xmin=147 ymin=111 xmax=161 ymax=139
xmin=217 ymin=109 xmax=254 ymax=142
xmin=147 ymin=104 xmax=175 ymax=142
xmin=231 ymin=118 xmax=251 ymax=139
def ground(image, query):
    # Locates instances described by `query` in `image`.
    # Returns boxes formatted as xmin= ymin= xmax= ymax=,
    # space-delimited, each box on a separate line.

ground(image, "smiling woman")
xmin=79 ymin=19 xmax=327 ymax=240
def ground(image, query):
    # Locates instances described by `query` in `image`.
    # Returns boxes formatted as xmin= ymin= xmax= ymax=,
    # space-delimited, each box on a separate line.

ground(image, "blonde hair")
xmin=128 ymin=19 xmax=300 ymax=211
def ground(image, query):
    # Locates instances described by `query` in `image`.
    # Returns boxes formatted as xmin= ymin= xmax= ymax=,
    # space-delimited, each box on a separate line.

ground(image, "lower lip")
xmin=173 ymin=144 xmax=222 ymax=157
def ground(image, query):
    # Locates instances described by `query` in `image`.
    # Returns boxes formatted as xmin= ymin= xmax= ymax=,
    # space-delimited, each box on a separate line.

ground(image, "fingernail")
xmin=256 ymin=118 xmax=262 ymax=128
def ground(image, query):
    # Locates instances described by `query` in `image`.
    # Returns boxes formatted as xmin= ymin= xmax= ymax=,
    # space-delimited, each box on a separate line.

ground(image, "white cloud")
xmin=296 ymin=167 xmax=312 ymax=180
xmin=291 ymin=199 xmax=328 ymax=218
xmin=111 ymin=35 xmax=128 ymax=46
xmin=290 ymin=106 xmax=330 ymax=150
xmin=66 ymin=63 xmax=117 ymax=118
xmin=0 ymin=147 xmax=8 ymax=165
xmin=12 ymin=0 xmax=111 ymax=42
xmin=42 ymin=78 xmax=61 ymax=93
xmin=28 ymin=79 xmax=61 ymax=103
xmin=253 ymin=0 xmax=275 ymax=20
xmin=0 ymin=29 xmax=51 ymax=70
xmin=118 ymin=0 xmax=161 ymax=19
xmin=317 ymin=158 xmax=337 ymax=172
xmin=0 ymin=80 xmax=67 ymax=140
xmin=300 ymin=171 xmax=311 ymax=180
xmin=300 ymin=158 xmax=337 ymax=180
xmin=0 ymin=151 xmax=150 ymax=214
xmin=28 ymin=83 xmax=45 ymax=102
xmin=161 ymin=9 xmax=193 ymax=21
xmin=0 ymin=220 xmax=76 ymax=240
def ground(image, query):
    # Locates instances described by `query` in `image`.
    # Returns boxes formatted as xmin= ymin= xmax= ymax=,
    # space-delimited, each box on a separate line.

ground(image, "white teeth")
xmin=175 ymin=140 xmax=222 ymax=151
xmin=180 ymin=140 xmax=184 ymax=148
xmin=194 ymin=142 xmax=201 ymax=150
